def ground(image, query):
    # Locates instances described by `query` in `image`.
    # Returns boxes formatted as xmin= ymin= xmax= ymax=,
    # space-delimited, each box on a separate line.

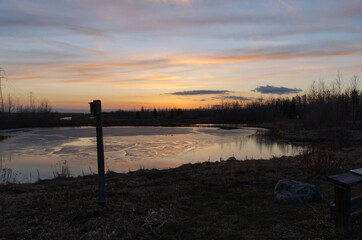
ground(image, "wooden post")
xmin=334 ymin=186 xmax=351 ymax=233
xmin=327 ymin=171 xmax=362 ymax=234
xmin=89 ymin=100 xmax=106 ymax=205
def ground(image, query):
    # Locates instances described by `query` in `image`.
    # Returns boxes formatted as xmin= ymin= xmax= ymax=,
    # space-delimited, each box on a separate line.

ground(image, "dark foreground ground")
xmin=1 ymin=156 xmax=362 ymax=239
xmin=1 ymin=127 xmax=362 ymax=239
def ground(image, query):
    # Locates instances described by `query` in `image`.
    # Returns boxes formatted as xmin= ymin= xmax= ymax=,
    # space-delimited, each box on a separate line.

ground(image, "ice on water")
xmin=0 ymin=126 xmax=303 ymax=182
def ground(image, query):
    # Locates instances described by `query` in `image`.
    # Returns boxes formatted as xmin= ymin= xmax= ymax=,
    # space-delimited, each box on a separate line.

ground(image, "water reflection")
xmin=240 ymin=132 xmax=302 ymax=157
xmin=0 ymin=126 xmax=305 ymax=182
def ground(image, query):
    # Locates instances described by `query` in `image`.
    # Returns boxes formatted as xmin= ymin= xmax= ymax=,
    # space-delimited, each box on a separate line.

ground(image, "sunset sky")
xmin=0 ymin=0 xmax=361 ymax=110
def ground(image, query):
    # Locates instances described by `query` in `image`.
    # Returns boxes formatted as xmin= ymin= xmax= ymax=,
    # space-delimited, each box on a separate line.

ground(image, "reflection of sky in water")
xmin=0 ymin=127 xmax=304 ymax=182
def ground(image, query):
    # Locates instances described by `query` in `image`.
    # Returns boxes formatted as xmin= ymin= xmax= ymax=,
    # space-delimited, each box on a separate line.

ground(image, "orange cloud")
xmin=146 ymin=72 xmax=181 ymax=81
xmin=171 ymin=47 xmax=362 ymax=66
xmin=76 ymin=44 xmax=362 ymax=70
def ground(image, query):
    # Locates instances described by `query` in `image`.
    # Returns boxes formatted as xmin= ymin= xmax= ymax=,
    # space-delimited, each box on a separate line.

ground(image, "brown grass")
xmin=0 ymin=168 xmax=20 ymax=184
xmin=297 ymin=147 xmax=346 ymax=174
xmin=52 ymin=160 xmax=71 ymax=179
xmin=0 ymin=153 xmax=361 ymax=239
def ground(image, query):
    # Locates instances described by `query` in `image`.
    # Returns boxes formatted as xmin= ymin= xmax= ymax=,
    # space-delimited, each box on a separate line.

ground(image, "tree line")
xmin=0 ymin=94 xmax=55 ymax=129
xmin=107 ymin=73 xmax=361 ymax=129
xmin=1 ymin=94 xmax=52 ymax=114
xmin=0 ymin=73 xmax=360 ymax=130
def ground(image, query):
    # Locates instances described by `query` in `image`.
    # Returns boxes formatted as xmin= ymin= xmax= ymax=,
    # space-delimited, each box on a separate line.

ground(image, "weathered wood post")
xmin=334 ymin=185 xmax=351 ymax=233
xmin=327 ymin=169 xmax=362 ymax=234
xmin=89 ymin=100 xmax=106 ymax=205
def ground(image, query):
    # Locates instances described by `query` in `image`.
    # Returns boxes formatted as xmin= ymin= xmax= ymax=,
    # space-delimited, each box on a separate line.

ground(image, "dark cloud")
xmin=224 ymin=96 xmax=253 ymax=101
xmin=218 ymin=96 xmax=264 ymax=101
xmin=252 ymin=85 xmax=302 ymax=95
xmin=170 ymin=90 xmax=231 ymax=96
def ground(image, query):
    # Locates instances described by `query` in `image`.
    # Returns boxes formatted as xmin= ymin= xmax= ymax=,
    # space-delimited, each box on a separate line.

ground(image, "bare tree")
xmin=335 ymin=70 xmax=343 ymax=95
xmin=7 ymin=94 xmax=13 ymax=115
xmin=308 ymin=81 xmax=316 ymax=103
xmin=350 ymin=75 xmax=359 ymax=123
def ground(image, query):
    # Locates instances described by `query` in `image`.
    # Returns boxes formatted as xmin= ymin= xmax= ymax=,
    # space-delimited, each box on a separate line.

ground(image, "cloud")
xmin=2 ymin=0 xmax=361 ymax=43
xmin=170 ymin=90 xmax=231 ymax=95
xmin=147 ymin=0 xmax=192 ymax=5
xmin=145 ymin=73 xmax=180 ymax=81
xmin=10 ymin=41 xmax=362 ymax=72
xmin=2 ymin=0 xmax=362 ymax=96
xmin=0 ymin=8 xmax=109 ymax=38
xmin=278 ymin=0 xmax=297 ymax=13
xmin=215 ymin=96 xmax=264 ymax=101
xmin=4 ymin=0 xmax=359 ymax=41
xmin=7 ymin=40 xmax=361 ymax=88
xmin=0 ymin=1 xmax=280 ymax=39
xmin=252 ymin=85 xmax=302 ymax=95
xmin=168 ymin=42 xmax=362 ymax=67
xmin=224 ymin=96 xmax=253 ymax=101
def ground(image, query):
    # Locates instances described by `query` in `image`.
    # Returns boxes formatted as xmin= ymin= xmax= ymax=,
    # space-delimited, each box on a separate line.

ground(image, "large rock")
xmin=274 ymin=179 xmax=323 ymax=203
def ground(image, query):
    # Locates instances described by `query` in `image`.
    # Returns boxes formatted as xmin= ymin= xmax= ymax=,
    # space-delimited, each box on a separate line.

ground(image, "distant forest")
xmin=0 ymin=73 xmax=361 ymax=130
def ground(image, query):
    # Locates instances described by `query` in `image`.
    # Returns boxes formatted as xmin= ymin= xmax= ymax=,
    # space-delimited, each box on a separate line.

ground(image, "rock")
xmin=274 ymin=179 xmax=323 ymax=203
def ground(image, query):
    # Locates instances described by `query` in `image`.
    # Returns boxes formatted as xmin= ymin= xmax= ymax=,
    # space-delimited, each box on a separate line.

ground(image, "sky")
xmin=0 ymin=0 xmax=361 ymax=110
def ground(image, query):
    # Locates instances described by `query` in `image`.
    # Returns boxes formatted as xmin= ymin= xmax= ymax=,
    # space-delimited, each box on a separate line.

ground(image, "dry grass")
xmin=297 ymin=147 xmax=346 ymax=174
xmin=52 ymin=160 xmax=71 ymax=179
xmin=0 ymin=154 xmax=361 ymax=239
xmin=0 ymin=168 xmax=20 ymax=184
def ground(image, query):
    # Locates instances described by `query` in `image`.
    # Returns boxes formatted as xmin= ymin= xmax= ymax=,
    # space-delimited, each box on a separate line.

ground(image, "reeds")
xmin=297 ymin=147 xmax=345 ymax=174
xmin=0 ymin=168 xmax=20 ymax=184
xmin=53 ymin=160 xmax=71 ymax=178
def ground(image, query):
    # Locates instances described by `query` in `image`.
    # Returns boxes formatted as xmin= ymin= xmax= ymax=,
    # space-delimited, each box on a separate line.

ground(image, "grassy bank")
xmin=0 ymin=150 xmax=362 ymax=239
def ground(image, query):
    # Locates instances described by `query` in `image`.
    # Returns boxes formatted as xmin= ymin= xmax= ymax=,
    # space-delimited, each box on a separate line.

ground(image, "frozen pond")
xmin=0 ymin=126 xmax=304 ymax=182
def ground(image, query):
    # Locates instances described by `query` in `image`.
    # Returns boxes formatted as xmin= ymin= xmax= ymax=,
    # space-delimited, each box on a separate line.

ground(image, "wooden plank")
xmin=330 ymin=203 xmax=335 ymax=220
xmin=331 ymin=195 xmax=362 ymax=216
xmin=350 ymin=195 xmax=362 ymax=214
xmin=327 ymin=172 xmax=362 ymax=189
xmin=350 ymin=168 xmax=362 ymax=176
xmin=334 ymin=186 xmax=351 ymax=233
